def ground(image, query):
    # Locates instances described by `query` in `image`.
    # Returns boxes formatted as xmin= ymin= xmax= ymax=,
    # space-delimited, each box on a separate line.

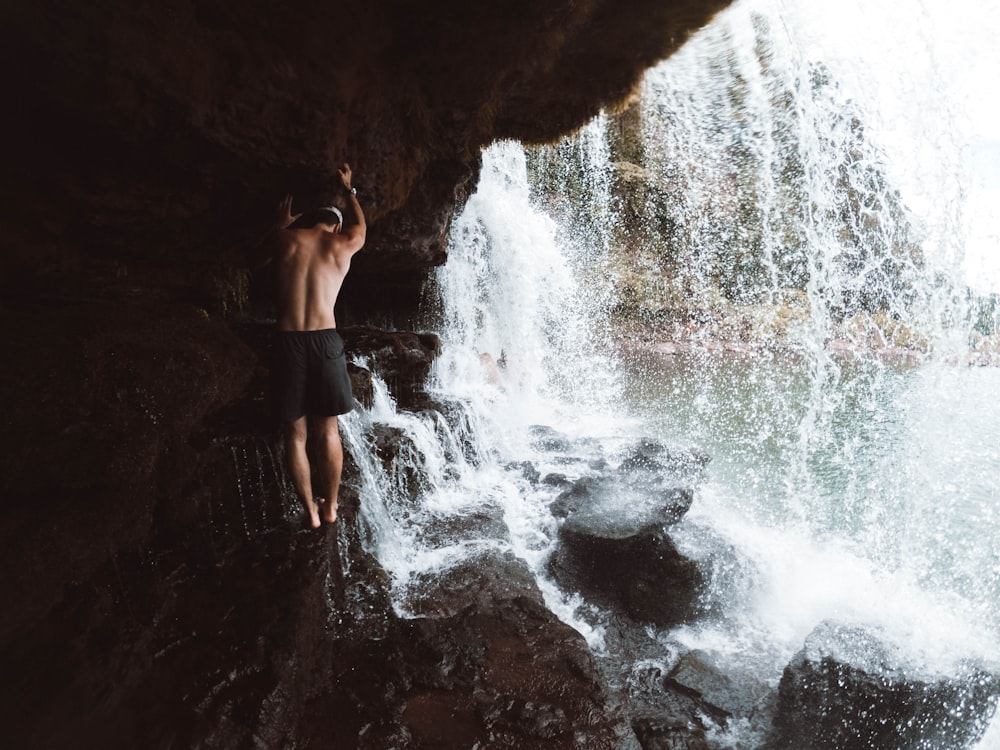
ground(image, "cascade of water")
xmin=430 ymin=138 xmax=620 ymax=422
xmin=624 ymin=0 xmax=997 ymax=618
xmin=335 ymin=2 xmax=998 ymax=745
xmin=593 ymin=1 xmax=1000 ymax=745
xmin=330 ymin=139 xmax=626 ymax=652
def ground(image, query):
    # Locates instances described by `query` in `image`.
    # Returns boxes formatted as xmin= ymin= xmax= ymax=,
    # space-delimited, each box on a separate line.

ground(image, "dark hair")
xmin=288 ymin=208 xmax=341 ymax=230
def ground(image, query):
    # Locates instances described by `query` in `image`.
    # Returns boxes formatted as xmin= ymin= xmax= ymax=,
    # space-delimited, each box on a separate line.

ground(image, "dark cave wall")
xmin=1 ymin=0 xmax=728 ymax=301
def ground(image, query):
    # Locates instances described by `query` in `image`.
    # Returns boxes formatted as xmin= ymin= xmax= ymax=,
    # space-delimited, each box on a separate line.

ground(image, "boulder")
xmin=769 ymin=620 xmax=1000 ymax=750
xmin=530 ymin=424 xmax=576 ymax=453
xmin=632 ymin=716 xmax=712 ymax=750
xmin=549 ymin=519 xmax=703 ymax=627
xmin=551 ymin=476 xmax=694 ymax=526
xmin=402 ymin=549 xmax=548 ymax=619
xmin=551 ymin=439 xmax=705 ymax=522
xmin=665 ymin=648 xmax=777 ymax=743
xmin=508 ymin=460 xmax=542 ymax=484
xmin=547 ymin=439 xmax=707 ymax=627
xmin=389 ymin=550 xmax=623 ymax=748
xmin=369 ymin=422 xmax=435 ymax=504
xmin=625 ymin=654 xmax=731 ymax=750
xmin=416 ymin=500 xmax=512 ymax=550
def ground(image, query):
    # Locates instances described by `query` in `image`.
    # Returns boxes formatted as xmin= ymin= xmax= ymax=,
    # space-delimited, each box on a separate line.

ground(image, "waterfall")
xmin=343 ymin=138 xmax=625 ymax=648
xmin=342 ymin=0 xmax=999 ymax=746
xmin=616 ymin=0 xmax=999 ymax=655
xmin=613 ymin=1 xmax=998 ymax=747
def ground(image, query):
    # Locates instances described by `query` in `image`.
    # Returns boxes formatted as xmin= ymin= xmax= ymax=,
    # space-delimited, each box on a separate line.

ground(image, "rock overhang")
xmin=0 ymin=0 xmax=730 ymax=308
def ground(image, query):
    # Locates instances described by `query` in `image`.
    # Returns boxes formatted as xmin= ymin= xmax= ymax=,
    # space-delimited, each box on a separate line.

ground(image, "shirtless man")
xmin=263 ymin=163 xmax=366 ymax=528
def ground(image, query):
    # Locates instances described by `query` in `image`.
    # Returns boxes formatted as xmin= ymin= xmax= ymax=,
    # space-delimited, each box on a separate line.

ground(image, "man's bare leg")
xmin=284 ymin=417 xmax=321 ymax=528
xmin=317 ymin=415 xmax=343 ymax=523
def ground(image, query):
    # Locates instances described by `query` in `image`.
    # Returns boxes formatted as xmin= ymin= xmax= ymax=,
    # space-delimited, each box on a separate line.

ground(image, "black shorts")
xmin=271 ymin=329 xmax=354 ymax=422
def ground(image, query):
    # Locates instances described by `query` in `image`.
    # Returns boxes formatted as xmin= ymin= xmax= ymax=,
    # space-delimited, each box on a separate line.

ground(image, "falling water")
xmin=342 ymin=133 xmax=627 ymax=647
xmin=611 ymin=0 xmax=999 ymax=747
xmin=616 ymin=0 xmax=999 ymax=646
xmin=338 ymin=0 xmax=1000 ymax=746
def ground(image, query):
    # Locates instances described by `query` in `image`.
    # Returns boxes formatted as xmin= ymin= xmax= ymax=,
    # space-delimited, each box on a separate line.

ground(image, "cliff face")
xmin=2 ymin=0 xmax=726 ymax=306
xmin=0 ymin=1 xmax=729 ymax=747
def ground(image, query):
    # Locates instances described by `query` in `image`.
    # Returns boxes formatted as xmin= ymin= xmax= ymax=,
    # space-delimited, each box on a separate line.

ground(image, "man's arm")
xmin=337 ymin=163 xmax=366 ymax=254
xmin=252 ymin=195 xmax=300 ymax=268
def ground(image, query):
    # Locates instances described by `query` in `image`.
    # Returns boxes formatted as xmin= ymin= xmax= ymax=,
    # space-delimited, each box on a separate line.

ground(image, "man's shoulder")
xmin=319 ymin=231 xmax=355 ymax=253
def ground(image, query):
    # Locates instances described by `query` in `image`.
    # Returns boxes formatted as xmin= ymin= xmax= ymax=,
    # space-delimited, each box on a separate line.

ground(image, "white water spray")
xmin=341 ymin=2 xmax=999 ymax=746
xmin=611 ymin=1 xmax=1000 ymax=746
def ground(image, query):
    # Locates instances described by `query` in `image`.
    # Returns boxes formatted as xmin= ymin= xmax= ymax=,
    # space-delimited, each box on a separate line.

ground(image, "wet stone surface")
xmin=549 ymin=521 xmax=704 ymax=628
xmin=667 ymin=649 xmax=776 ymax=731
xmin=768 ymin=620 xmax=1000 ymax=750
xmin=549 ymin=439 xmax=705 ymax=526
xmin=545 ymin=437 xmax=708 ymax=628
xmin=416 ymin=499 xmax=511 ymax=549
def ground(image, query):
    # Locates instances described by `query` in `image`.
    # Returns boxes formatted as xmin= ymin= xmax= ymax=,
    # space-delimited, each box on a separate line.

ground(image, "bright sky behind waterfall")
xmin=775 ymin=0 xmax=1000 ymax=292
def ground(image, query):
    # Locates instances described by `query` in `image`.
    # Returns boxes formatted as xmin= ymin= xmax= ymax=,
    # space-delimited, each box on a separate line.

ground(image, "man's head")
xmin=288 ymin=206 xmax=343 ymax=231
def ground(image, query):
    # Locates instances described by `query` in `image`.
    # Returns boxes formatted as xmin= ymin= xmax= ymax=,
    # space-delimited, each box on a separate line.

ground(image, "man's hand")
xmin=335 ymin=162 xmax=365 ymax=253
xmin=277 ymin=194 xmax=301 ymax=229
xmin=338 ymin=163 xmax=353 ymax=192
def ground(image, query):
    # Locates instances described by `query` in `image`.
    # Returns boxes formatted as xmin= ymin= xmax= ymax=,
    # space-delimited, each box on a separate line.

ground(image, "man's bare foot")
xmin=305 ymin=498 xmax=322 ymax=529
xmin=320 ymin=496 xmax=338 ymax=524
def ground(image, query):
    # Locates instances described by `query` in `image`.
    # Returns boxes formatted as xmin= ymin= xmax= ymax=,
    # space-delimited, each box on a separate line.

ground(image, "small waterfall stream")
xmin=339 ymin=137 xmax=627 ymax=648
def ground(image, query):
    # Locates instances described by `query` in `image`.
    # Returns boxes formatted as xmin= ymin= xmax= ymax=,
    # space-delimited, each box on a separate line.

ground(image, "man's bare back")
xmin=274 ymin=225 xmax=352 ymax=331
xmin=272 ymin=165 xmax=366 ymax=331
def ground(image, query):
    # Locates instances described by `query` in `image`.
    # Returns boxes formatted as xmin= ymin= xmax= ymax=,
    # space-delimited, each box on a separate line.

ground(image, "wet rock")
xmin=547 ymin=439 xmax=706 ymax=627
xmin=551 ymin=476 xmax=693 ymax=525
xmin=542 ymin=472 xmax=572 ymax=488
xmin=669 ymin=522 xmax=759 ymax=621
xmin=530 ymin=424 xmax=575 ymax=453
xmin=618 ymin=439 xmax=710 ymax=484
xmin=411 ymin=394 xmax=486 ymax=467
xmin=340 ymin=326 xmax=441 ymax=407
xmin=508 ymin=460 xmax=542 ymax=484
xmin=0 ymin=426 xmax=395 ymax=750
xmin=417 ymin=500 xmax=511 ymax=550
xmin=402 ymin=549 xmax=546 ymax=618
xmin=0 ymin=411 xmax=625 ymax=749
xmin=768 ymin=620 xmax=1000 ymax=750
xmin=622 ymin=653 xmax=728 ymax=750
xmin=384 ymin=549 xmax=622 ymax=747
xmin=0 ymin=300 xmax=255 ymax=641
xmin=632 ymin=716 xmax=711 ymax=750
xmin=578 ymin=617 xmax=732 ymax=750
xmin=347 ymin=361 xmax=375 ymax=409
xmin=549 ymin=519 xmax=703 ymax=627
xmin=370 ymin=422 xmax=435 ymax=504
xmin=667 ymin=649 xmax=775 ymax=728
xmin=550 ymin=439 xmax=704 ymax=524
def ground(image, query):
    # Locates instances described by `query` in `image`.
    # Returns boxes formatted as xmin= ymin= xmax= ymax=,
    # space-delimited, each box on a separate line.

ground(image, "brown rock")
xmin=341 ymin=325 xmax=442 ymax=407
